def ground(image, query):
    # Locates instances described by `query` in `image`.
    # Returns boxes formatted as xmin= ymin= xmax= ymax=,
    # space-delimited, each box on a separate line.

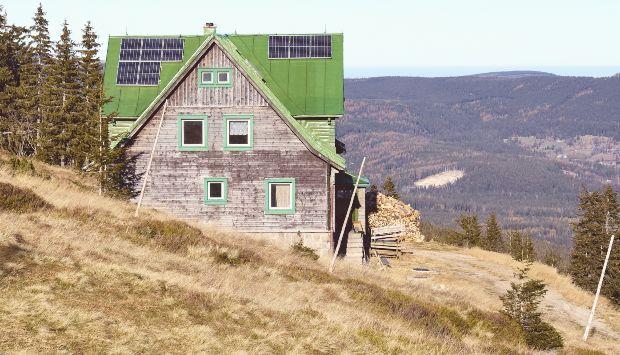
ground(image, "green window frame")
xmin=197 ymin=68 xmax=233 ymax=88
xmin=223 ymin=114 xmax=254 ymax=151
xmin=264 ymin=178 xmax=296 ymax=215
xmin=204 ymin=177 xmax=228 ymax=205
xmin=178 ymin=114 xmax=208 ymax=151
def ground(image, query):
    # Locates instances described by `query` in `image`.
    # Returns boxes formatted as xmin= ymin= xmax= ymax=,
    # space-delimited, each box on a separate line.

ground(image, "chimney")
xmin=203 ymin=22 xmax=216 ymax=35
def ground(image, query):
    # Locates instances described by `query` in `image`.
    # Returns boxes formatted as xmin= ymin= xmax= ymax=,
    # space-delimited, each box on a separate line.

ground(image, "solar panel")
xmin=117 ymin=38 xmax=184 ymax=85
xmin=268 ymin=35 xmax=332 ymax=59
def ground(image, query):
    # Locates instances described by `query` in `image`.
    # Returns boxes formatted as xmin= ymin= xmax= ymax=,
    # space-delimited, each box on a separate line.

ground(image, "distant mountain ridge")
xmin=339 ymin=73 xmax=620 ymax=250
xmin=468 ymin=70 xmax=557 ymax=78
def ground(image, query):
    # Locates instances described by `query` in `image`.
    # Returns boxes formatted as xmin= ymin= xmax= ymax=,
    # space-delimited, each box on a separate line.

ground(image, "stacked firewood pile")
xmin=370 ymin=225 xmax=404 ymax=258
xmin=368 ymin=193 xmax=424 ymax=242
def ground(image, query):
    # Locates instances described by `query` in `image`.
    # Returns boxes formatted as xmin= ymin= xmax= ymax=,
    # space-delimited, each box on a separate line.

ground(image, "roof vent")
xmin=204 ymin=22 xmax=216 ymax=35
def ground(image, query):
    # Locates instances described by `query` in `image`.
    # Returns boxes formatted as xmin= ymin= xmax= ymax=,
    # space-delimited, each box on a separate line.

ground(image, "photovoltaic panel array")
xmin=268 ymin=35 xmax=332 ymax=59
xmin=116 ymin=38 xmax=184 ymax=85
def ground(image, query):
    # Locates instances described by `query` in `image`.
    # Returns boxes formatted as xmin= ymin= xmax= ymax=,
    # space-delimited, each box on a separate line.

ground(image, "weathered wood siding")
xmin=128 ymin=43 xmax=331 ymax=232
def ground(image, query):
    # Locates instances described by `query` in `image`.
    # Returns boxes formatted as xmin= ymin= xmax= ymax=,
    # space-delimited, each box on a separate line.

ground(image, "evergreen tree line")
xmin=570 ymin=185 xmax=620 ymax=305
xmin=0 ymin=4 xmax=127 ymax=195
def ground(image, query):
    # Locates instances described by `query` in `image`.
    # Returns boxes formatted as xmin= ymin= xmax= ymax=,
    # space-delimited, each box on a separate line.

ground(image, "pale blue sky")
xmin=3 ymin=0 xmax=620 ymax=77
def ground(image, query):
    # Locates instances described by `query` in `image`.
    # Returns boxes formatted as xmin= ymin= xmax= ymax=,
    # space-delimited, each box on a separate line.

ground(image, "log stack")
xmin=370 ymin=225 xmax=404 ymax=258
xmin=368 ymin=193 xmax=424 ymax=242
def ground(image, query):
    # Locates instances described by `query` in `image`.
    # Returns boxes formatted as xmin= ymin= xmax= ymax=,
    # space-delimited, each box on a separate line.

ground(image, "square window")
xmin=228 ymin=120 xmax=249 ymax=145
xmin=201 ymin=71 xmax=213 ymax=84
xmin=218 ymin=71 xmax=230 ymax=84
xmin=204 ymin=178 xmax=227 ymax=205
xmin=178 ymin=115 xmax=208 ymax=151
xmin=224 ymin=115 xmax=253 ymax=151
xmin=182 ymin=120 xmax=204 ymax=146
xmin=270 ymin=183 xmax=291 ymax=209
xmin=265 ymin=178 xmax=295 ymax=214
xmin=208 ymin=181 xmax=223 ymax=199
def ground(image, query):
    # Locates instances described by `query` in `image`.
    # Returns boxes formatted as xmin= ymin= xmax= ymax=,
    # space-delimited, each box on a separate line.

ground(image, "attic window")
xmin=223 ymin=115 xmax=253 ymax=151
xmin=264 ymin=178 xmax=296 ymax=214
xmin=201 ymin=71 xmax=213 ymax=84
xmin=178 ymin=115 xmax=208 ymax=151
xmin=268 ymin=35 xmax=332 ymax=59
xmin=198 ymin=68 xmax=233 ymax=88
xmin=116 ymin=38 xmax=184 ymax=85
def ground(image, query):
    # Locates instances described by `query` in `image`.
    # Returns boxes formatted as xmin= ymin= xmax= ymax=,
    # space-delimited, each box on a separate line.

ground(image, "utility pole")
xmin=583 ymin=213 xmax=615 ymax=341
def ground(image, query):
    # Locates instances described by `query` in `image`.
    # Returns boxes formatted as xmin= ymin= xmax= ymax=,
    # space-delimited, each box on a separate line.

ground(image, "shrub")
xmin=500 ymin=262 xmax=563 ymax=350
xmin=0 ymin=182 xmax=52 ymax=213
xmin=134 ymin=219 xmax=205 ymax=253
xmin=291 ymin=240 xmax=319 ymax=261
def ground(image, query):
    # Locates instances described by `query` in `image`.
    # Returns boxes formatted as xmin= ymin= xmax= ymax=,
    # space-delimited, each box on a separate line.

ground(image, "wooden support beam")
xmin=329 ymin=157 xmax=366 ymax=273
xmin=135 ymin=101 xmax=168 ymax=217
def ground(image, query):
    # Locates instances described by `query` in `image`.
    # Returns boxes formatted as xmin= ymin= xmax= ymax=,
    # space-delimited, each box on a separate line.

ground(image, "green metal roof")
xmin=102 ymin=35 xmax=208 ymax=118
xmin=119 ymin=34 xmax=346 ymax=169
xmin=102 ymin=33 xmax=344 ymax=118
xmin=228 ymin=34 xmax=344 ymax=117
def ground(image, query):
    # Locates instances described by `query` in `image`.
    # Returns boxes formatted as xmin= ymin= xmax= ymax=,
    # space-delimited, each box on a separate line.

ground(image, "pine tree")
xmin=599 ymin=186 xmax=619 ymax=304
xmin=381 ymin=176 xmax=399 ymax=199
xmin=509 ymin=231 xmax=523 ymax=261
xmin=77 ymin=21 xmax=102 ymax=170
xmin=570 ymin=188 xmax=608 ymax=292
xmin=521 ymin=235 xmax=536 ymax=262
xmin=500 ymin=262 xmax=563 ymax=349
xmin=484 ymin=213 xmax=503 ymax=252
xmin=40 ymin=20 xmax=81 ymax=166
xmin=0 ymin=6 xmax=29 ymax=154
xmin=28 ymin=4 xmax=52 ymax=156
xmin=458 ymin=213 xmax=482 ymax=248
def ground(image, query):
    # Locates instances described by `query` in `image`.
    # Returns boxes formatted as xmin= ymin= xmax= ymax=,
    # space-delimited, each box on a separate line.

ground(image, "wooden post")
xmin=583 ymin=234 xmax=614 ymax=341
xmin=134 ymin=101 xmax=168 ymax=217
xmin=329 ymin=157 xmax=366 ymax=273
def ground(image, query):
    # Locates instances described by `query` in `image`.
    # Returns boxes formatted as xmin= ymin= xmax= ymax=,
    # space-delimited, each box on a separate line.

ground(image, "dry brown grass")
xmin=0 ymin=155 xmax=608 ymax=353
xmin=388 ymin=241 xmax=620 ymax=354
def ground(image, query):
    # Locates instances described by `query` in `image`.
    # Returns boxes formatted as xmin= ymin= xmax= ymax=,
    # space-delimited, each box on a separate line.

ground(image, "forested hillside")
xmin=340 ymin=74 xmax=620 ymax=250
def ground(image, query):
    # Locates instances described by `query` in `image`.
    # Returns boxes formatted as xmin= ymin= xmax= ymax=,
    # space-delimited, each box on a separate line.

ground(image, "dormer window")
xmin=198 ymin=68 xmax=233 ymax=88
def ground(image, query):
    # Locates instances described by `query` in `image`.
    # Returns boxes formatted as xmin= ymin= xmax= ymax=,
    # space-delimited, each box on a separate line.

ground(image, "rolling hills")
xmin=340 ymin=74 xmax=620 ymax=251
xmin=1 ymin=154 xmax=618 ymax=353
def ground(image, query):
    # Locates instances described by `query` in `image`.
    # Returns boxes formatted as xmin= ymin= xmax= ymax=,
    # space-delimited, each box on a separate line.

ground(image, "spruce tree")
xmin=458 ymin=214 xmax=482 ymax=248
xmin=509 ymin=231 xmax=523 ymax=261
xmin=570 ymin=188 xmax=607 ymax=292
xmin=500 ymin=262 xmax=563 ymax=349
xmin=28 ymin=4 xmax=52 ymax=156
xmin=600 ymin=186 xmax=619 ymax=304
xmin=77 ymin=21 xmax=102 ymax=169
xmin=484 ymin=213 xmax=503 ymax=252
xmin=40 ymin=20 xmax=81 ymax=166
xmin=0 ymin=7 xmax=29 ymax=154
xmin=381 ymin=176 xmax=399 ymax=199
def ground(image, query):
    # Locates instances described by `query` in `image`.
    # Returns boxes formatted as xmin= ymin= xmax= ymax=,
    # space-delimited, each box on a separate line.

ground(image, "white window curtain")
xmin=229 ymin=121 xmax=248 ymax=135
xmin=271 ymin=183 xmax=291 ymax=208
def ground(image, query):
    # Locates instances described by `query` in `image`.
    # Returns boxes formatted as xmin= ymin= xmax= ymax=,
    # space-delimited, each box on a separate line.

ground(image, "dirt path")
xmin=387 ymin=246 xmax=620 ymax=352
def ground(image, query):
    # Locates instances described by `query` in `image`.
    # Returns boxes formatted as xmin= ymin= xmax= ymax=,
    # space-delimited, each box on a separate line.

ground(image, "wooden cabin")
xmin=102 ymin=24 xmax=369 ymax=256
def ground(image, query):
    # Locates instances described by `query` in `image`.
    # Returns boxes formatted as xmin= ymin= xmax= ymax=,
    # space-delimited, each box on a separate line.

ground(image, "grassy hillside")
xmin=340 ymin=75 xmax=620 ymax=252
xmin=0 ymin=154 xmax=617 ymax=353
